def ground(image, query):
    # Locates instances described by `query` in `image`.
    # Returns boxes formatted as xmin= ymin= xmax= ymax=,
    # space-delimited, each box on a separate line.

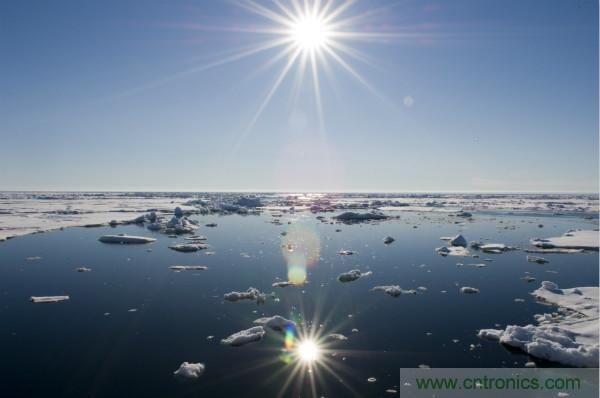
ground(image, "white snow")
xmin=173 ymin=362 xmax=205 ymax=379
xmin=337 ymin=269 xmax=372 ymax=283
xmin=531 ymin=230 xmax=599 ymax=250
xmin=221 ymin=326 xmax=266 ymax=346
xmin=478 ymin=281 xmax=599 ymax=367
xmin=98 ymin=234 xmax=156 ymax=244
xmin=30 ymin=295 xmax=70 ymax=303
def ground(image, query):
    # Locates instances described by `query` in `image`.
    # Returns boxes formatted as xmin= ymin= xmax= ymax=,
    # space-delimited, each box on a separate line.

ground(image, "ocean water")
xmin=0 ymin=210 xmax=597 ymax=397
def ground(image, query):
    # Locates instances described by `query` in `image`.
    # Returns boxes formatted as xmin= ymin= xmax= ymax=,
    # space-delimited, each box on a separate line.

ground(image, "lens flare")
xmin=296 ymin=340 xmax=320 ymax=363
xmin=282 ymin=223 xmax=320 ymax=285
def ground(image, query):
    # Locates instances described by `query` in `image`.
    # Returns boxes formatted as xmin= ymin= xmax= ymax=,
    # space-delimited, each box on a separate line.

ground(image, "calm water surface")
xmin=0 ymin=211 xmax=597 ymax=397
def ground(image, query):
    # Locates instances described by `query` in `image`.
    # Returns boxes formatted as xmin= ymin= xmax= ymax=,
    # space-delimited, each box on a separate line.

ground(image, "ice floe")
xmin=253 ymin=315 xmax=295 ymax=331
xmin=371 ymin=285 xmax=416 ymax=297
xmin=30 ymin=296 xmax=70 ymax=303
xmin=224 ymin=287 xmax=267 ymax=304
xmin=327 ymin=333 xmax=348 ymax=341
xmin=334 ymin=212 xmax=388 ymax=222
xmin=169 ymin=265 xmax=208 ymax=271
xmin=435 ymin=246 xmax=470 ymax=257
xmin=173 ymin=362 xmax=205 ymax=379
xmin=221 ymin=326 xmax=266 ymax=346
xmin=527 ymin=255 xmax=549 ymax=264
xmin=531 ymin=230 xmax=599 ymax=251
xmin=169 ymin=244 xmax=208 ymax=252
xmin=383 ymin=236 xmax=395 ymax=244
xmin=98 ymin=234 xmax=156 ymax=244
xmin=460 ymin=287 xmax=479 ymax=294
xmin=478 ymin=281 xmax=599 ymax=367
xmin=449 ymin=234 xmax=467 ymax=247
xmin=337 ymin=269 xmax=372 ymax=283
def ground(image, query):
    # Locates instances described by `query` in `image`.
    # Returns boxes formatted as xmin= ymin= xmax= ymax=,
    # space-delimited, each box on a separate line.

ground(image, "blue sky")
xmin=1 ymin=0 xmax=598 ymax=192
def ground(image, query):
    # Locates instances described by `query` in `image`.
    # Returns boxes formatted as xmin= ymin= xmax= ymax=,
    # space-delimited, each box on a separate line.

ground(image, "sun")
xmin=296 ymin=339 xmax=320 ymax=363
xmin=291 ymin=15 xmax=330 ymax=51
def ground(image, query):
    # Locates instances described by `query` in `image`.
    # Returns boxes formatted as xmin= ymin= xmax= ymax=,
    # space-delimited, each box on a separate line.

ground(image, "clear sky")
xmin=1 ymin=0 xmax=598 ymax=192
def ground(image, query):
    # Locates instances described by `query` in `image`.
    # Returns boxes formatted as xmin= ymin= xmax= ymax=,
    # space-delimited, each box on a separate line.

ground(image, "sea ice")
xmin=478 ymin=281 xmax=599 ymax=367
xmin=450 ymin=234 xmax=467 ymax=247
xmin=224 ymin=287 xmax=267 ymax=304
xmin=337 ymin=269 xmax=372 ymax=283
xmin=253 ymin=315 xmax=295 ymax=331
xmin=460 ymin=287 xmax=479 ymax=294
xmin=383 ymin=236 xmax=395 ymax=244
xmin=527 ymin=255 xmax=549 ymax=264
xmin=221 ymin=326 xmax=266 ymax=346
xmin=435 ymin=246 xmax=470 ymax=257
xmin=371 ymin=285 xmax=416 ymax=297
xmin=173 ymin=362 xmax=205 ymax=379
xmin=531 ymin=230 xmax=599 ymax=251
xmin=30 ymin=296 xmax=70 ymax=303
xmin=98 ymin=234 xmax=156 ymax=244
xmin=169 ymin=265 xmax=208 ymax=271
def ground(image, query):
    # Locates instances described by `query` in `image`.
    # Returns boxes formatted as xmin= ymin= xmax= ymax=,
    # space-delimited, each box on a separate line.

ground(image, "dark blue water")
xmin=0 ymin=211 xmax=597 ymax=397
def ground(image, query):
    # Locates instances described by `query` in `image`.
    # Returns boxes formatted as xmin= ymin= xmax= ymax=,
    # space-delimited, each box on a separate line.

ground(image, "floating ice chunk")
xmin=221 ymin=326 xmax=266 ymax=346
xmin=335 ymin=212 xmax=388 ymax=222
xmin=436 ymin=246 xmax=470 ymax=257
xmin=169 ymin=265 xmax=208 ymax=271
xmin=525 ymin=248 xmax=583 ymax=254
xmin=224 ymin=287 xmax=266 ymax=304
xmin=371 ymin=285 xmax=416 ymax=297
xmin=527 ymin=255 xmax=549 ymax=264
xmin=521 ymin=276 xmax=536 ymax=283
xmin=337 ymin=269 xmax=372 ymax=283
xmin=272 ymin=281 xmax=297 ymax=288
xmin=450 ymin=234 xmax=467 ymax=247
xmin=174 ymin=207 xmax=184 ymax=218
xmin=169 ymin=244 xmax=207 ymax=252
xmin=367 ymin=377 xmax=377 ymax=383
xmin=338 ymin=250 xmax=356 ymax=255
xmin=30 ymin=296 xmax=69 ymax=303
xmin=531 ymin=230 xmax=599 ymax=250
xmin=184 ymin=235 xmax=207 ymax=241
xmin=173 ymin=362 xmax=205 ymax=379
xmin=205 ymin=223 xmax=217 ymax=227
xmin=383 ymin=236 xmax=395 ymax=244
xmin=75 ymin=267 xmax=91 ymax=272
xmin=479 ymin=243 xmax=511 ymax=253
xmin=460 ymin=286 xmax=479 ymax=294
xmin=25 ymin=256 xmax=42 ymax=261
xmin=99 ymin=234 xmax=156 ymax=244
xmin=253 ymin=315 xmax=295 ymax=331
xmin=147 ymin=222 xmax=162 ymax=231
xmin=456 ymin=211 xmax=472 ymax=218
xmin=327 ymin=333 xmax=348 ymax=341
xmin=478 ymin=282 xmax=599 ymax=367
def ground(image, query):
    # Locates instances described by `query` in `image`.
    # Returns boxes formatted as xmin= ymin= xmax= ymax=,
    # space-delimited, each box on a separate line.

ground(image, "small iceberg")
xmin=460 ymin=286 xmax=479 ymax=294
xmin=224 ymin=287 xmax=267 ymax=304
xmin=371 ymin=285 xmax=416 ymax=297
xmin=334 ymin=212 xmax=388 ymax=222
xmin=99 ymin=234 xmax=156 ymax=244
xmin=436 ymin=246 xmax=470 ymax=257
xmin=253 ymin=315 xmax=295 ymax=331
xmin=449 ymin=234 xmax=467 ymax=247
xmin=221 ymin=326 xmax=266 ymax=346
xmin=30 ymin=295 xmax=70 ymax=303
xmin=327 ymin=333 xmax=348 ymax=341
xmin=527 ymin=255 xmax=549 ymax=264
xmin=173 ymin=362 xmax=205 ymax=379
xmin=383 ymin=236 xmax=395 ymax=245
xmin=169 ymin=244 xmax=207 ymax=252
xmin=337 ymin=269 xmax=372 ymax=283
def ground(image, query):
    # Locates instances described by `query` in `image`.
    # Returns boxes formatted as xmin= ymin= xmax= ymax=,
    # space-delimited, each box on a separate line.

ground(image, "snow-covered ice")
xmin=531 ymin=230 xmax=599 ymax=251
xmin=173 ymin=362 xmax=205 ymax=379
xmin=99 ymin=234 xmax=156 ymax=244
xmin=224 ymin=287 xmax=267 ymax=304
xmin=30 ymin=296 xmax=70 ymax=303
xmin=221 ymin=326 xmax=266 ymax=346
xmin=253 ymin=315 xmax=295 ymax=331
xmin=337 ymin=269 xmax=372 ymax=283
xmin=478 ymin=281 xmax=599 ymax=367
xmin=371 ymin=285 xmax=416 ymax=297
